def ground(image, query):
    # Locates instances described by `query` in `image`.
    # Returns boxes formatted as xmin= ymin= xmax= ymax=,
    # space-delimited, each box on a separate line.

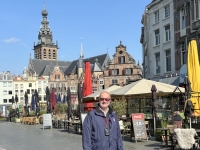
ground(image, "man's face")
xmin=99 ymin=92 xmax=111 ymax=109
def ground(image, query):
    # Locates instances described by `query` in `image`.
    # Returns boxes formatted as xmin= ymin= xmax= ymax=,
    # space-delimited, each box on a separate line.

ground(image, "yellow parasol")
xmin=187 ymin=39 xmax=200 ymax=116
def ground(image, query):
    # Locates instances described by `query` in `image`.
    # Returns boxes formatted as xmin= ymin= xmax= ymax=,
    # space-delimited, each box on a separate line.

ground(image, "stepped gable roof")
xmin=31 ymin=59 xmax=71 ymax=75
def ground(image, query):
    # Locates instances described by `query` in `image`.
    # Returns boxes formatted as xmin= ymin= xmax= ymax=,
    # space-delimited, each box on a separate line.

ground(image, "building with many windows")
xmin=18 ymin=6 xmax=141 ymax=110
xmin=13 ymin=75 xmax=37 ymax=105
xmin=0 ymin=71 xmax=15 ymax=116
xmin=141 ymin=0 xmax=175 ymax=81
xmin=104 ymin=41 xmax=142 ymax=88
xmin=174 ymin=0 xmax=200 ymax=84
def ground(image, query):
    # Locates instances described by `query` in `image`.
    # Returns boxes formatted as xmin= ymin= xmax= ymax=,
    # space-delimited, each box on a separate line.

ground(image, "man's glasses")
xmin=99 ymin=98 xmax=110 ymax=101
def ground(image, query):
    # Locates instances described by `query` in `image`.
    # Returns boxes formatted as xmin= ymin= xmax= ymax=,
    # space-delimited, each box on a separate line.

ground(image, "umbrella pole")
xmin=153 ymin=116 xmax=156 ymax=138
xmin=171 ymin=96 xmax=174 ymax=124
xmin=190 ymin=117 xmax=191 ymax=128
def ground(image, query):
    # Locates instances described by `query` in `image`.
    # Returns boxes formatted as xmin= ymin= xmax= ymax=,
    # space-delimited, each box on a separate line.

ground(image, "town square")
xmin=1 ymin=0 xmax=200 ymax=150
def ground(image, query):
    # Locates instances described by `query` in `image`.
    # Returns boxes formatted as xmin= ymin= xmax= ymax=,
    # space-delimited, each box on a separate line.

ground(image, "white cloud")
xmin=3 ymin=37 xmax=20 ymax=43
xmin=61 ymin=55 xmax=66 ymax=58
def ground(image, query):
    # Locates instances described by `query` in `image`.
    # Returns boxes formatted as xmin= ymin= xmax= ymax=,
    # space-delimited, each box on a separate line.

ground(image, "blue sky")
xmin=0 ymin=0 xmax=151 ymax=76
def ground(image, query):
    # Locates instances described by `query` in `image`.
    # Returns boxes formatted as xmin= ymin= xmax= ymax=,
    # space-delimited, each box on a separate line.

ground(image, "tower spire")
xmin=44 ymin=0 xmax=46 ymax=9
xmin=80 ymin=38 xmax=84 ymax=59
xmin=33 ymin=4 xmax=58 ymax=60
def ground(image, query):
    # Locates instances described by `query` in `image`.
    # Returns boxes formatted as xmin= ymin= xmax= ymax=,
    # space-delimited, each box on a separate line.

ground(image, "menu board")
xmin=131 ymin=113 xmax=148 ymax=142
xmin=43 ymin=114 xmax=52 ymax=130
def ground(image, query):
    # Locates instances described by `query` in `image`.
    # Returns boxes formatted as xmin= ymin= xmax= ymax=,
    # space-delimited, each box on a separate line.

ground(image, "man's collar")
xmin=95 ymin=103 xmax=113 ymax=116
xmin=99 ymin=107 xmax=109 ymax=116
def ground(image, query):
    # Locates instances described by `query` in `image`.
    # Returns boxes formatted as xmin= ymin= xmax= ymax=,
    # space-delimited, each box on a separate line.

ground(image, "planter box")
xmin=11 ymin=117 xmax=15 ymax=122
xmin=15 ymin=118 xmax=21 ymax=123
xmin=39 ymin=118 xmax=43 ymax=124
xmin=36 ymin=118 xmax=39 ymax=124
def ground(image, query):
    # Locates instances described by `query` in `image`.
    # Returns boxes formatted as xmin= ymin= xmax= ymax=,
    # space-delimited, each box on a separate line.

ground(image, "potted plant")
xmin=111 ymin=96 xmax=127 ymax=119
xmin=39 ymin=110 xmax=46 ymax=124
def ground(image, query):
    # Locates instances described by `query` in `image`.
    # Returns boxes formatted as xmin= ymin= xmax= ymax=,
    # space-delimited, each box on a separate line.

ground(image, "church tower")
xmin=33 ymin=6 xmax=58 ymax=60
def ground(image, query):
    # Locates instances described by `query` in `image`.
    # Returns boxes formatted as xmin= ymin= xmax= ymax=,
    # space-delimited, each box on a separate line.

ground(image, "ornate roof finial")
xmin=44 ymin=0 xmax=46 ymax=9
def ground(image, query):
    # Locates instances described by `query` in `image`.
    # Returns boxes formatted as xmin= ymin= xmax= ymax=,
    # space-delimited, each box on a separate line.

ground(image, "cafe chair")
xmin=160 ymin=125 xmax=175 ymax=148
xmin=123 ymin=122 xmax=131 ymax=137
xmin=119 ymin=120 xmax=125 ymax=138
xmin=145 ymin=121 xmax=151 ymax=137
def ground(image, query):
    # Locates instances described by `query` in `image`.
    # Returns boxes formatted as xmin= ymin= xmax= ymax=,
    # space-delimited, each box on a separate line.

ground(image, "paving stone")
xmin=0 ymin=122 xmax=175 ymax=150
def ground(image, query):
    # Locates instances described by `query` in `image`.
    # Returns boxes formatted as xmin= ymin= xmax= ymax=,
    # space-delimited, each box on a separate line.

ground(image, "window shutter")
xmin=109 ymin=70 xmax=112 ymax=76
xmin=123 ymin=69 xmax=126 ymax=75
xmin=123 ymin=56 xmax=125 ymax=63
xmin=175 ymin=50 xmax=181 ymax=70
xmin=117 ymin=69 xmax=119 ymax=75
xmin=131 ymin=68 xmax=133 ymax=74
xmin=118 ymin=57 xmax=121 ymax=64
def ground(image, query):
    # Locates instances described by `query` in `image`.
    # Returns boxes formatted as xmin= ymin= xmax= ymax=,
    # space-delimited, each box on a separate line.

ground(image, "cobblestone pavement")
xmin=0 ymin=122 xmax=173 ymax=150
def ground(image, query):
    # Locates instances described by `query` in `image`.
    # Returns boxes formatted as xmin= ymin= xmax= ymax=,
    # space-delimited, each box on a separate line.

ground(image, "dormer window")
xmin=55 ymin=74 xmax=60 ymax=79
xmin=118 ymin=56 xmax=125 ymax=64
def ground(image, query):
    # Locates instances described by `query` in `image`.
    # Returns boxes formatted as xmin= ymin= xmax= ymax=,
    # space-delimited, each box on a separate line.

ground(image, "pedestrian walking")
xmin=82 ymin=91 xmax=123 ymax=150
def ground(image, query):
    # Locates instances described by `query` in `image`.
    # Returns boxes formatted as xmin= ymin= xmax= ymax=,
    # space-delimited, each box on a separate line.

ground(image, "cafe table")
xmin=62 ymin=120 xmax=81 ymax=134
xmin=156 ymin=128 xmax=170 ymax=147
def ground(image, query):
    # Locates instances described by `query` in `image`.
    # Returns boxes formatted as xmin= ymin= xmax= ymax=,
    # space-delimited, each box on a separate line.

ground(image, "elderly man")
xmin=82 ymin=91 xmax=123 ymax=150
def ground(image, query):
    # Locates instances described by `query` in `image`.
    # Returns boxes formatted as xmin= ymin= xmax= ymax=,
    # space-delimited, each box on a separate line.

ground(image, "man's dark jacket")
xmin=82 ymin=104 xmax=123 ymax=150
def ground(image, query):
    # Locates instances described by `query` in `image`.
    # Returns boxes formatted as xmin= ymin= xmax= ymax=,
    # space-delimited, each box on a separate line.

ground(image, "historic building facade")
xmin=21 ymin=6 xmax=141 ymax=110
xmin=141 ymin=0 xmax=175 ymax=81
xmin=0 ymin=71 xmax=15 ymax=116
xmin=174 ymin=0 xmax=200 ymax=83
xmin=104 ymin=41 xmax=142 ymax=88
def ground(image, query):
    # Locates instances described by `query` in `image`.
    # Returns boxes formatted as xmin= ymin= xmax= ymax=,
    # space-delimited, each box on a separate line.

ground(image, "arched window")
xmin=49 ymin=49 xmax=51 ymax=59
xmin=53 ymin=50 xmax=56 ymax=59
xmin=44 ymin=49 xmax=46 ymax=58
